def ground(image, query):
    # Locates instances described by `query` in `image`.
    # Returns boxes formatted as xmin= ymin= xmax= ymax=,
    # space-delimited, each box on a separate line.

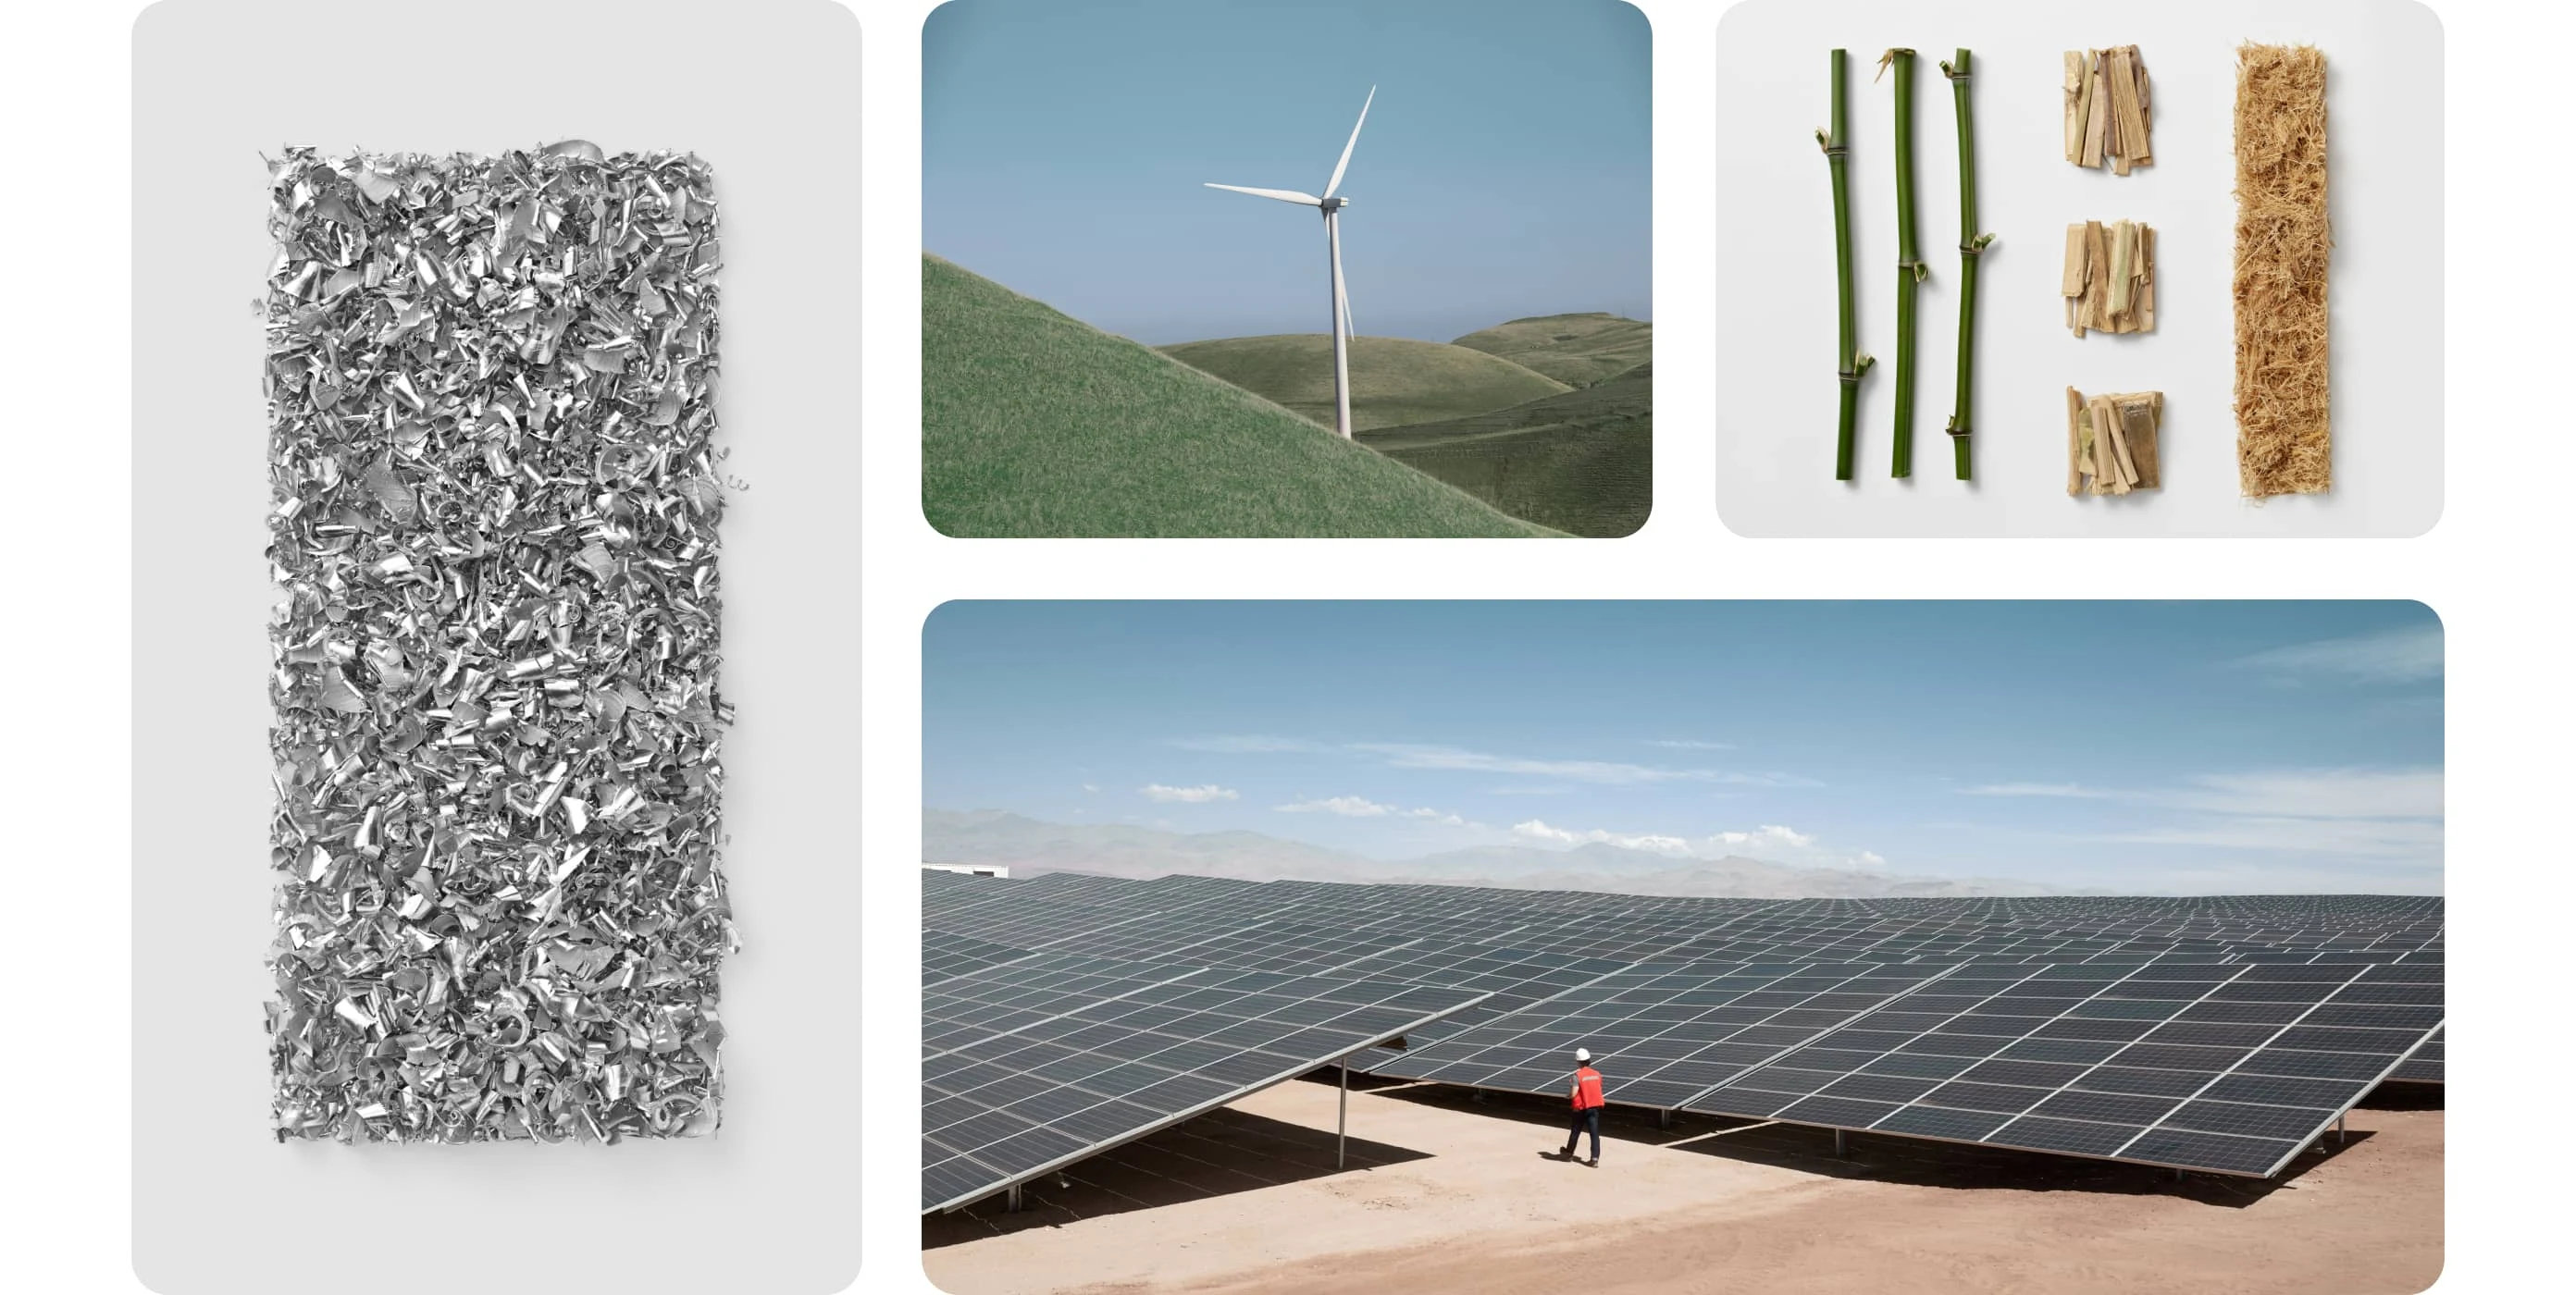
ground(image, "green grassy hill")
xmin=922 ymin=255 xmax=1557 ymax=537
xmin=1160 ymin=334 xmax=1570 ymax=432
xmin=1358 ymin=363 xmax=1653 ymax=537
xmin=1449 ymin=314 xmax=1653 ymax=388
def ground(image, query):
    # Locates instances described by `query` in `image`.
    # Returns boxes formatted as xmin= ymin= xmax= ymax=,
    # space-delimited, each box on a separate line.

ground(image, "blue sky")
xmin=923 ymin=602 xmax=2446 ymax=894
xmin=923 ymin=0 xmax=1652 ymax=343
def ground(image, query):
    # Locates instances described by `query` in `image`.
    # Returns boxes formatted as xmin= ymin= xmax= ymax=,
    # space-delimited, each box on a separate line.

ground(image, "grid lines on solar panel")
xmin=1690 ymin=957 xmax=2440 ymax=1176
xmin=921 ymin=955 xmax=1488 ymax=1211
xmin=2389 ymin=1026 xmax=2444 ymax=1083
xmin=1326 ymin=942 xmax=1638 ymax=1069
xmin=1371 ymin=961 xmax=1963 ymax=1108
xmin=923 ymin=931 xmax=1039 ymax=984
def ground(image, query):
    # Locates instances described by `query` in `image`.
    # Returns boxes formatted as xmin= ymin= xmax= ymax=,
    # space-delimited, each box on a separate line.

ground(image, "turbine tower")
xmin=1206 ymin=86 xmax=1375 ymax=439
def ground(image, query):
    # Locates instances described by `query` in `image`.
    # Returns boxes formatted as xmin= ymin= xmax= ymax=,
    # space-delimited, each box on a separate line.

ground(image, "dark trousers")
xmin=1563 ymin=1105 xmax=1602 ymax=1160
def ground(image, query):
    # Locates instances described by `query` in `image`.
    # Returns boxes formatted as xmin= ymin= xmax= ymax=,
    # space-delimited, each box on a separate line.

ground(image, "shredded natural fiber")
xmin=2068 ymin=387 xmax=2163 ymax=496
xmin=2234 ymin=43 xmax=2332 ymax=497
xmin=2062 ymin=219 xmax=2156 ymax=336
xmin=262 ymin=144 xmax=734 ymax=1142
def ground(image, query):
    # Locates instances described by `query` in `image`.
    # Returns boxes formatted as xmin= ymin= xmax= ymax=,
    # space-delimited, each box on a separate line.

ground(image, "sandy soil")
xmin=923 ymin=1077 xmax=2442 ymax=1295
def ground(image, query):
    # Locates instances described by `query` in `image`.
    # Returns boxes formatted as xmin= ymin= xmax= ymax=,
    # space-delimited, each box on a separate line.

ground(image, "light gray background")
xmin=1713 ymin=0 xmax=2442 ymax=536
xmin=131 ymin=2 xmax=862 ymax=1290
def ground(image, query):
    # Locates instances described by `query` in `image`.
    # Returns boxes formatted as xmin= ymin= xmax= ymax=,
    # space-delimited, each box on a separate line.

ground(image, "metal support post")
xmin=1338 ymin=1059 xmax=1350 ymax=1169
xmin=1007 ymin=1184 xmax=1023 ymax=1213
xmin=1833 ymin=1128 xmax=1848 ymax=1158
xmin=1658 ymin=1108 xmax=1673 ymax=1129
xmin=2336 ymin=1112 xmax=2346 ymax=1145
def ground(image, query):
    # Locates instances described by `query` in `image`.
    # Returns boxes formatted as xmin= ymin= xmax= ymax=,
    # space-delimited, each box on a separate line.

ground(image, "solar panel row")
xmin=920 ymin=870 xmax=2440 ymax=1194
xmin=922 ymin=950 xmax=1489 ymax=1211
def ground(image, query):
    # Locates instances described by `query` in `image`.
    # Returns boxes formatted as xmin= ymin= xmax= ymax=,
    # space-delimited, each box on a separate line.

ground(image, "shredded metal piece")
xmin=262 ymin=144 xmax=733 ymax=1143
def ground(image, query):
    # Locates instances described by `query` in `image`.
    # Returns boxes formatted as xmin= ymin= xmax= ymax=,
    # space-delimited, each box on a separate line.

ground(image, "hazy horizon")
xmin=923 ymin=602 xmax=2446 ymax=895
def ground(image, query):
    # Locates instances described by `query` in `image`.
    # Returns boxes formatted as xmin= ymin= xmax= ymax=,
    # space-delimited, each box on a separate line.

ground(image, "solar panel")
xmin=921 ymin=951 xmax=1490 ymax=1212
xmin=923 ymin=931 xmax=1037 ymax=984
xmin=2389 ymin=1026 xmax=2445 ymax=1083
xmin=1328 ymin=941 xmax=1636 ymax=1067
xmin=1690 ymin=958 xmax=2441 ymax=1177
xmin=919 ymin=870 xmax=2440 ymax=1192
xmin=1373 ymin=961 xmax=1963 ymax=1107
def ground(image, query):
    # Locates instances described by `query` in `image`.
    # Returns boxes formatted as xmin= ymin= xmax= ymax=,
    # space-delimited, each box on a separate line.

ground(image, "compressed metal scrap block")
xmin=262 ymin=143 xmax=733 ymax=1142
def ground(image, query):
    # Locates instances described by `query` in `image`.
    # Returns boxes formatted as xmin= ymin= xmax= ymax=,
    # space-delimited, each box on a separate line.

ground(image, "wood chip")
xmin=2065 ymin=46 xmax=2153 ymax=173
xmin=2068 ymin=388 xmax=2164 ymax=496
xmin=2062 ymin=220 xmax=2156 ymax=336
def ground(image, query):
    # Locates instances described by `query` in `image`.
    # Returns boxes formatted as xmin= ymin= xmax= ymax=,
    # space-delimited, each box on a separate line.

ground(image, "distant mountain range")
xmin=923 ymin=809 xmax=2098 ymax=898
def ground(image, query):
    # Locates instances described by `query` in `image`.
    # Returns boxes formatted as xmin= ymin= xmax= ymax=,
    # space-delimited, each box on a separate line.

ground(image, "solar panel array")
xmin=1690 ymin=958 xmax=2439 ymax=1176
xmin=922 ymin=947 xmax=1489 ymax=1212
xmin=922 ymin=870 xmax=2440 ymax=1196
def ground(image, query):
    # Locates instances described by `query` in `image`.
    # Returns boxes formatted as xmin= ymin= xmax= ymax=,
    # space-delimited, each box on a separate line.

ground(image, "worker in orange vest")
xmin=1557 ymin=1047 xmax=1607 ymax=1166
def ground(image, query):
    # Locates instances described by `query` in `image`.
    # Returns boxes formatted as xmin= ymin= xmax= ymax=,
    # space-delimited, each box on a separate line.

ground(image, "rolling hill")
xmin=921 ymin=254 xmax=1556 ymax=537
xmin=1159 ymin=334 xmax=1571 ymax=431
xmin=1450 ymin=313 xmax=1652 ymax=388
xmin=1360 ymin=363 xmax=1653 ymax=537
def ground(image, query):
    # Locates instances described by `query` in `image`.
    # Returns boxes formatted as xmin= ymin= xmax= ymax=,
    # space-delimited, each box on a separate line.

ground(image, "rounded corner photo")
xmin=922 ymin=0 xmax=1653 ymax=538
xmin=1710 ymin=0 xmax=2442 ymax=538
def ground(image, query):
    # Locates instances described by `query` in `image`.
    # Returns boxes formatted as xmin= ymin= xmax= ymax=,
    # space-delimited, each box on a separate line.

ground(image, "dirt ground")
xmin=923 ymin=1076 xmax=2443 ymax=1295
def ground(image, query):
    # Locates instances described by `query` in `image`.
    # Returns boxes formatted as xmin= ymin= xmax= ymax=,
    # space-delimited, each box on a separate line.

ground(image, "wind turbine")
xmin=1206 ymin=85 xmax=1375 ymax=439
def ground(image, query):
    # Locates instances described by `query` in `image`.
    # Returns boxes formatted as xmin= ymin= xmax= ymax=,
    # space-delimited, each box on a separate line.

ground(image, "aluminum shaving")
xmin=262 ymin=144 xmax=732 ymax=1143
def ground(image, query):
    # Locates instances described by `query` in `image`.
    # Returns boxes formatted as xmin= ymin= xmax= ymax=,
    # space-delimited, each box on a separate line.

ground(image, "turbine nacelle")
xmin=1202 ymin=85 xmax=1376 ymax=439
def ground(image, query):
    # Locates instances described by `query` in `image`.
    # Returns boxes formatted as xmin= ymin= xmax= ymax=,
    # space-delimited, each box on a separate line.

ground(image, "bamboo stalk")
xmin=1820 ymin=49 xmax=1872 ymax=480
xmin=1940 ymin=48 xmax=1992 ymax=481
xmin=1883 ymin=49 xmax=1926 ymax=478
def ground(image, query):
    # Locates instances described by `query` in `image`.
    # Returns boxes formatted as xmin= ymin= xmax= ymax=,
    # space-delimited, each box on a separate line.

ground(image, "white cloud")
xmin=1277 ymin=795 xmax=1393 ymax=817
xmin=1352 ymin=742 xmax=1817 ymax=788
xmin=1168 ymin=734 xmax=1332 ymax=753
xmin=1276 ymin=796 xmax=1468 ymax=826
xmin=1712 ymin=824 xmax=1816 ymax=850
xmin=1081 ymin=783 xmax=1100 ymax=794
xmin=2231 ymin=624 xmax=2444 ymax=684
xmin=1165 ymin=735 xmax=1817 ymax=789
xmin=1505 ymin=819 xmax=1883 ymax=869
xmin=1511 ymin=820 xmax=1694 ymax=855
xmin=1645 ymin=739 xmax=1735 ymax=751
xmin=1957 ymin=766 xmax=2442 ymax=863
xmin=1140 ymin=783 xmax=1239 ymax=803
xmin=1963 ymin=768 xmax=2440 ymax=821
xmin=2165 ymin=769 xmax=2442 ymax=820
xmin=1961 ymin=783 xmax=2114 ymax=799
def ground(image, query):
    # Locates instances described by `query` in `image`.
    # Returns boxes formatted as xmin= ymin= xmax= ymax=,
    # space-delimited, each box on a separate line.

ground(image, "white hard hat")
xmin=1574 ymin=1047 xmax=1591 ymax=1063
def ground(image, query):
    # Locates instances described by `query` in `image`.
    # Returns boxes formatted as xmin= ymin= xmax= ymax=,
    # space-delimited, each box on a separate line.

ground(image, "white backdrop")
xmin=1713 ymin=0 xmax=2443 ymax=536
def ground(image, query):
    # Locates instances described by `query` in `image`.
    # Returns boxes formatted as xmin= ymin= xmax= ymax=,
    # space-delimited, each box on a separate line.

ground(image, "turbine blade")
xmin=1334 ymin=228 xmax=1354 ymax=339
xmin=1204 ymin=183 xmax=1322 ymax=205
xmin=1323 ymin=86 xmax=1376 ymax=199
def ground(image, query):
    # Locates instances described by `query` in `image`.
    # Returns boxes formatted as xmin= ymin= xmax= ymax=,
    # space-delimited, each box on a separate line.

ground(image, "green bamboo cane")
xmin=1820 ymin=49 xmax=1872 ymax=481
xmin=1941 ymin=48 xmax=1995 ymax=481
xmin=1883 ymin=49 xmax=1926 ymax=478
